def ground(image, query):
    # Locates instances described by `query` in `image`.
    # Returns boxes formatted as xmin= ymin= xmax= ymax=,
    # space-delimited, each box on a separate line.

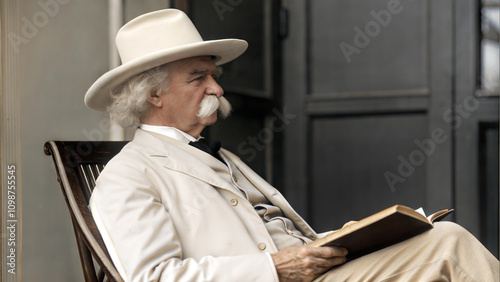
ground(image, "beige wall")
xmin=1 ymin=0 xmax=168 ymax=281
xmin=17 ymin=1 xmax=108 ymax=281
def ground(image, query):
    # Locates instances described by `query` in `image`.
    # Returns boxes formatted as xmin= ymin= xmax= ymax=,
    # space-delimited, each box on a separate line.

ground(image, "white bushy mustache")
xmin=197 ymin=95 xmax=232 ymax=119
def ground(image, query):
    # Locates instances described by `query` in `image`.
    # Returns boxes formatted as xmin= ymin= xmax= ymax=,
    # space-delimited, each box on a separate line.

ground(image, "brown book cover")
xmin=308 ymin=205 xmax=454 ymax=260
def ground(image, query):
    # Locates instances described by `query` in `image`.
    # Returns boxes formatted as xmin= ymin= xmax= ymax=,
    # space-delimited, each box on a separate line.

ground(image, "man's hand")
xmin=271 ymin=245 xmax=348 ymax=282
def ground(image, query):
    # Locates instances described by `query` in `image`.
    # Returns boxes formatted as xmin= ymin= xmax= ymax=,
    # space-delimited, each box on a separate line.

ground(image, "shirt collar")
xmin=139 ymin=124 xmax=201 ymax=143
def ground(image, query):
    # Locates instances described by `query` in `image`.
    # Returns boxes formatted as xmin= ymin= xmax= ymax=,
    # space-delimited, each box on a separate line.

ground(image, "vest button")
xmin=258 ymin=243 xmax=266 ymax=250
xmin=230 ymin=199 xmax=238 ymax=206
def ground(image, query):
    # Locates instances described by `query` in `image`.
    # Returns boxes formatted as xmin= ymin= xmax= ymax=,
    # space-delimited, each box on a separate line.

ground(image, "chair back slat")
xmin=90 ymin=164 xmax=104 ymax=188
xmin=78 ymin=163 xmax=104 ymax=202
xmin=78 ymin=165 xmax=93 ymax=201
xmin=44 ymin=140 xmax=128 ymax=282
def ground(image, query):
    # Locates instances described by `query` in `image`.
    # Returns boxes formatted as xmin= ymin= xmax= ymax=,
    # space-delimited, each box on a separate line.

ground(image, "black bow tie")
xmin=189 ymin=139 xmax=224 ymax=163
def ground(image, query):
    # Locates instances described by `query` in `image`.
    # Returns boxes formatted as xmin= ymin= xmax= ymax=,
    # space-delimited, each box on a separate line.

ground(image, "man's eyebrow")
xmin=215 ymin=66 xmax=223 ymax=77
xmin=188 ymin=68 xmax=208 ymax=76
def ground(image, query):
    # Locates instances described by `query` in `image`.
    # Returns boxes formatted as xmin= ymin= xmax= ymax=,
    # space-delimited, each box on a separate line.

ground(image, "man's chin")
xmin=200 ymin=113 xmax=218 ymax=126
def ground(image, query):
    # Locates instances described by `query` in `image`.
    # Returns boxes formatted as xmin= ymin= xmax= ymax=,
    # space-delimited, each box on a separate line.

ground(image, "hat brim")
xmin=85 ymin=38 xmax=248 ymax=111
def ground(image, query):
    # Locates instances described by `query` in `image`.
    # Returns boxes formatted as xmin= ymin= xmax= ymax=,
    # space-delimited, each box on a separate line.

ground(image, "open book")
xmin=308 ymin=205 xmax=454 ymax=260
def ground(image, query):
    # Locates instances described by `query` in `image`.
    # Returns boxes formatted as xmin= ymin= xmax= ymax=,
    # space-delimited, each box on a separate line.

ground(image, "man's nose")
xmin=206 ymin=77 xmax=224 ymax=97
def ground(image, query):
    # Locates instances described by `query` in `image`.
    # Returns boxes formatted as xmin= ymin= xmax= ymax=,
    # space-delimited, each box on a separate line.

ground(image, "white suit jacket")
xmin=90 ymin=129 xmax=318 ymax=282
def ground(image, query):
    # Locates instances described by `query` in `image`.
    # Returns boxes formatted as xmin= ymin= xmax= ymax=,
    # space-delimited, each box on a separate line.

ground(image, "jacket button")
xmin=230 ymin=199 xmax=238 ymax=206
xmin=258 ymin=243 xmax=266 ymax=250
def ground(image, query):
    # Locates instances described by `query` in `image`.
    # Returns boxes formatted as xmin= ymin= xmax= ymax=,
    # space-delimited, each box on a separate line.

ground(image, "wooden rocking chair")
xmin=44 ymin=140 xmax=128 ymax=282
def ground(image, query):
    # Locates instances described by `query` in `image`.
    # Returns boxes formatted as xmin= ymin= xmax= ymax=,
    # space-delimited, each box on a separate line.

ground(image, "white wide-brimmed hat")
xmin=85 ymin=9 xmax=248 ymax=111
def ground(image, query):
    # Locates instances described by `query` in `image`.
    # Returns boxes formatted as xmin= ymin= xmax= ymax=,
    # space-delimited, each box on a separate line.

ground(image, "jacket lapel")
xmin=131 ymin=129 xmax=241 ymax=195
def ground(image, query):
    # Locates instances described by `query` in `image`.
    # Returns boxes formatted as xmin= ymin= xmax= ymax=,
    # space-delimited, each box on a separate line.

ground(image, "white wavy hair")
xmin=107 ymin=66 xmax=169 ymax=128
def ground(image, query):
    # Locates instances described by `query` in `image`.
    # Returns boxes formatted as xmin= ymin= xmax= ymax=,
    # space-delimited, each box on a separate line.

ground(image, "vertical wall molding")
xmin=1 ymin=0 xmax=22 ymax=281
xmin=108 ymin=0 xmax=125 ymax=140
xmin=426 ymin=0 xmax=454 ymax=213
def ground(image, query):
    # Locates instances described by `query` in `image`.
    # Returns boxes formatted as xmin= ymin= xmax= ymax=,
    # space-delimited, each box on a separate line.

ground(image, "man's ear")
xmin=147 ymin=90 xmax=163 ymax=108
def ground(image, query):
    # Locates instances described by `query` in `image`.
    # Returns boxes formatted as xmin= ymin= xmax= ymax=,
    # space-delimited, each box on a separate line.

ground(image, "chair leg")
xmin=97 ymin=268 xmax=106 ymax=282
xmin=71 ymin=215 xmax=98 ymax=282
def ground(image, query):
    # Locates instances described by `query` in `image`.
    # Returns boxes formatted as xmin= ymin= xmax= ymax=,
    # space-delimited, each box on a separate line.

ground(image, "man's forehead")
xmin=165 ymin=56 xmax=219 ymax=76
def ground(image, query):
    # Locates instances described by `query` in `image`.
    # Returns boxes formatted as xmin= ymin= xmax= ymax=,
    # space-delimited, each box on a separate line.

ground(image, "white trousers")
xmin=316 ymin=222 xmax=499 ymax=281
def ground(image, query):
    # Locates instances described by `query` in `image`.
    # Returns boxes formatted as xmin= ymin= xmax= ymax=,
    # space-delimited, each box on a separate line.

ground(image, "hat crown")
xmin=116 ymin=10 xmax=203 ymax=64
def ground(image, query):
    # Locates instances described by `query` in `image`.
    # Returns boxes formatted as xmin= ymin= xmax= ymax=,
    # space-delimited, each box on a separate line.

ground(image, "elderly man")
xmin=85 ymin=9 xmax=499 ymax=282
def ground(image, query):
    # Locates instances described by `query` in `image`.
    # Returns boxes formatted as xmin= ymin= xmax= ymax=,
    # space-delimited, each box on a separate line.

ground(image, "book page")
xmin=427 ymin=209 xmax=454 ymax=222
xmin=415 ymin=207 xmax=426 ymax=217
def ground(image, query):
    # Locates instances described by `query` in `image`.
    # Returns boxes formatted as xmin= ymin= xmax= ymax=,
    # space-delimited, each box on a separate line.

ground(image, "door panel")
xmin=310 ymin=0 xmax=427 ymax=94
xmin=310 ymin=114 xmax=428 ymax=230
xmin=283 ymin=0 xmax=454 ymax=236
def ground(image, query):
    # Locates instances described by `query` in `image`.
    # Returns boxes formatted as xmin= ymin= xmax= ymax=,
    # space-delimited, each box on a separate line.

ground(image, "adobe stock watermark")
xmin=212 ymin=0 xmax=244 ymax=21
xmin=238 ymin=106 xmax=297 ymax=162
xmin=65 ymin=116 xmax=112 ymax=168
xmin=181 ymin=183 xmax=220 ymax=232
xmin=384 ymin=94 xmax=481 ymax=192
xmin=8 ymin=0 xmax=71 ymax=53
xmin=339 ymin=0 xmax=407 ymax=63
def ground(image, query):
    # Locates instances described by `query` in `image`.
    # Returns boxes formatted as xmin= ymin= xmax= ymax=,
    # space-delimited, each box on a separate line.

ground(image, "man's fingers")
xmin=342 ymin=221 xmax=358 ymax=228
xmin=298 ymin=246 xmax=348 ymax=268
xmin=272 ymin=246 xmax=348 ymax=281
xmin=315 ymin=246 xmax=348 ymax=258
xmin=314 ymin=247 xmax=348 ymax=268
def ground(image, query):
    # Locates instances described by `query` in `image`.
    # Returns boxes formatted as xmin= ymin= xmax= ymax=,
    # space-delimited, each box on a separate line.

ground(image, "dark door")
xmin=282 ymin=0 xmax=498 ymax=258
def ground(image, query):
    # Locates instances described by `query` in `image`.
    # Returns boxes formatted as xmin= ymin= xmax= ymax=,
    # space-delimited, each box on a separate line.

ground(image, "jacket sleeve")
xmin=89 ymin=155 xmax=279 ymax=282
